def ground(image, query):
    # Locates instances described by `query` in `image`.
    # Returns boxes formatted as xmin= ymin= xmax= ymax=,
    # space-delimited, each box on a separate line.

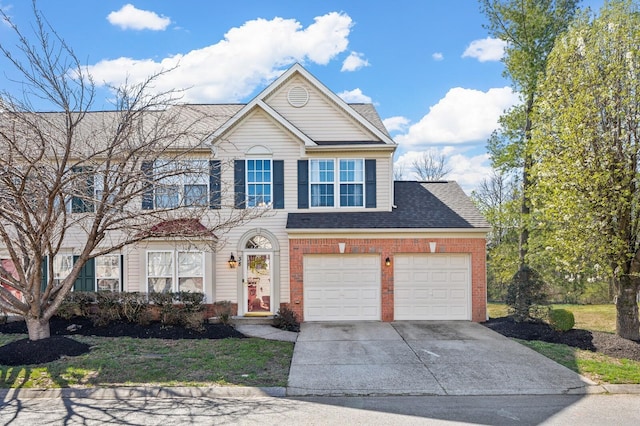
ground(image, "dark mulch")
xmin=0 ymin=317 xmax=246 ymax=366
xmin=484 ymin=316 xmax=640 ymax=362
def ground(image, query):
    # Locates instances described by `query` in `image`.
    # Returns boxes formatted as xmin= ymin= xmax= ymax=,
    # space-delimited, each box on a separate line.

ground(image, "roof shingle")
xmin=286 ymin=181 xmax=490 ymax=230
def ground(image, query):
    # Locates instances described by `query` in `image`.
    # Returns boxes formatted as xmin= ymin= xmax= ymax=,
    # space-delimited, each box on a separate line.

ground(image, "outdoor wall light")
xmin=228 ymin=253 xmax=238 ymax=269
xmin=385 ymin=257 xmax=391 ymax=267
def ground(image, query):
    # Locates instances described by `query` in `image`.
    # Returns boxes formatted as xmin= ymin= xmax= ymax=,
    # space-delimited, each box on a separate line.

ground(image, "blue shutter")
xmin=365 ymin=159 xmax=376 ymax=208
xmin=297 ymin=160 xmax=309 ymax=209
xmin=141 ymin=161 xmax=154 ymax=210
xmin=73 ymin=257 xmax=95 ymax=292
xmin=71 ymin=166 xmax=94 ymax=213
xmin=234 ymin=160 xmax=246 ymax=209
xmin=209 ymin=160 xmax=221 ymax=209
xmin=273 ymin=160 xmax=284 ymax=209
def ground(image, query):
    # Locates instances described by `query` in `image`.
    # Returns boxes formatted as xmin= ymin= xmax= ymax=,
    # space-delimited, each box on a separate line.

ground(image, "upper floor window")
xmin=246 ymin=159 xmax=272 ymax=207
xmin=309 ymin=159 xmax=364 ymax=207
xmin=154 ymin=160 xmax=209 ymax=209
xmin=310 ymin=159 xmax=335 ymax=207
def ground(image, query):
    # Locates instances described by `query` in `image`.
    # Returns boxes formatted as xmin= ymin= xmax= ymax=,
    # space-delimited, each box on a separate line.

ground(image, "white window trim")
xmin=309 ymin=158 xmax=365 ymax=208
xmin=95 ymin=254 xmax=121 ymax=292
xmin=146 ymin=250 xmax=205 ymax=294
xmin=154 ymin=160 xmax=209 ymax=209
xmin=246 ymin=158 xmax=273 ymax=208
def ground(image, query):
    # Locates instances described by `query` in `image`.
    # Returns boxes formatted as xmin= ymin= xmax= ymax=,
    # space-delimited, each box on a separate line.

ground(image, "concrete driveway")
xmin=287 ymin=321 xmax=593 ymax=396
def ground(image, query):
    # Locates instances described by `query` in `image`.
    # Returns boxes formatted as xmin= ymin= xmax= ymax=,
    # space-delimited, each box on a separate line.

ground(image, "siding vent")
xmin=287 ymin=86 xmax=309 ymax=108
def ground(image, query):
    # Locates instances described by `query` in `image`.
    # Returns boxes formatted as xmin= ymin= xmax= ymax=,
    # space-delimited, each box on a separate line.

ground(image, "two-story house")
xmin=1 ymin=63 xmax=490 ymax=323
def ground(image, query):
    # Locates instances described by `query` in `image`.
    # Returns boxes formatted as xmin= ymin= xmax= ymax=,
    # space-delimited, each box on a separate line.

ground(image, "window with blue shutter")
xmin=365 ymin=159 xmax=376 ymax=208
xmin=234 ymin=159 xmax=246 ymax=209
xmin=297 ymin=160 xmax=309 ymax=209
xmin=273 ymin=160 xmax=284 ymax=209
xmin=71 ymin=166 xmax=95 ymax=213
xmin=141 ymin=161 xmax=154 ymax=210
xmin=209 ymin=160 xmax=221 ymax=209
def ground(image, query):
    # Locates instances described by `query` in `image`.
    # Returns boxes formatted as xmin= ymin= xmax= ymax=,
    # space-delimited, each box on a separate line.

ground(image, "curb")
xmin=0 ymin=386 xmax=286 ymax=400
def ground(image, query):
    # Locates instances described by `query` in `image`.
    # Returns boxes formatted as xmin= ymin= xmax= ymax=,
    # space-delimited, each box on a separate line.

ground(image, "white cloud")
xmin=383 ymin=116 xmax=410 ymax=133
xmin=395 ymin=86 xmax=519 ymax=148
xmin=341 ymin=51 xmax=370 ymax=71
xmin=394 ymin=148 xmax=492 ymax=193
xmin=89 ymin=12 xmax=353 ymax=103
xmin=337 ymin=88 xmax=372 ymax=103
xmin=107 ymin=4 xmax=171 ymax=31
xmin=462 ymin=37 xmax=506 ymax=62
xmin=432 ymin=52 xmax=444 ymax=61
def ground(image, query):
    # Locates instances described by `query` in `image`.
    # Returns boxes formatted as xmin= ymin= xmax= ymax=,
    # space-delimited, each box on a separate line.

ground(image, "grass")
xmin=517 ymin=339 xmax=640 ymax=384
xmin=0 ymin=334 xmax=294 ymax=389
xmin=488 ymin=302 xmax=640 ymax=384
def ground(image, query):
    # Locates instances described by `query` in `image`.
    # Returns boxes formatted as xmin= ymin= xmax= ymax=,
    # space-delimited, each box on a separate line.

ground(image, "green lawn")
xmin=488 ymin=302 xmax=640 ymax=384
xmin=0 ymin=334 xmax=293 ymax=389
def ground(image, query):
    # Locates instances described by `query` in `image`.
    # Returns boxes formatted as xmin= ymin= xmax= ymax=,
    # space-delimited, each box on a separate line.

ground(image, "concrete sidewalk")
xmin=287 ymin=321 xmax=595 ymax=397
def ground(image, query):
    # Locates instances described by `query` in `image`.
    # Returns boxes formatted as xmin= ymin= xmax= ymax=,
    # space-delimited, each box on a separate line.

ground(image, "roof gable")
xmin=209 ymin=63 xmax=395 ymax=146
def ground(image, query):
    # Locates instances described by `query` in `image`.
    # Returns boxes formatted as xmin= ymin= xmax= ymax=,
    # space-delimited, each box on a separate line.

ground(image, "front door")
xmin=245 ymin=253 xmax=272 ymax=314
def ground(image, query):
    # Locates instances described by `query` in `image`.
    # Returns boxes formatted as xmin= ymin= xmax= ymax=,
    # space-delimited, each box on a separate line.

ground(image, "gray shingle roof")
xmin=3 ymin=102 xmax=390 ymax=147
xmin=286 ymin=181 xmax=490 ymax=230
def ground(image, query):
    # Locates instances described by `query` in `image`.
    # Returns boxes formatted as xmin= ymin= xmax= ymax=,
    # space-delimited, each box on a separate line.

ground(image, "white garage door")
xmin=394 ymin=254 xmax=471 ymax=320
xmin=304 ymin=255 xmax=380 ymax=321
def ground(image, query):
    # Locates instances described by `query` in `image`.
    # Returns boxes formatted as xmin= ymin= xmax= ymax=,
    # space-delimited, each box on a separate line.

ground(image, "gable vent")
xmin=287 ymin=86 xmax=309 ymax=108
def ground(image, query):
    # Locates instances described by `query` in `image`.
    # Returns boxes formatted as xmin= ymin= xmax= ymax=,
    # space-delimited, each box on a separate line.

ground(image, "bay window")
xmin=147 ymin=251 xmax=204 ymax=293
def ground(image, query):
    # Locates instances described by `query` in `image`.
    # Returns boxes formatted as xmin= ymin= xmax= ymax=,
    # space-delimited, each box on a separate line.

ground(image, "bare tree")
xmin=0 ymin=4 xmax=265 ymax=340
xmin=393 ymin=162 xmax=405 ymax=181
xmin=411 ymin=150 xmax=451 ymax=181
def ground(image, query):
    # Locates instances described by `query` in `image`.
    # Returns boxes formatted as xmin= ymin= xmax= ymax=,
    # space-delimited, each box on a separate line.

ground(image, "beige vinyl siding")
xmin=265 ymin=75 xmax=378 ymax=142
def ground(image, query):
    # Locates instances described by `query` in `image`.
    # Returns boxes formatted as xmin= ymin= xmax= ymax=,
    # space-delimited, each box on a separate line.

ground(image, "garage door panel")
xmin=394 ymin=254 xmax=470 ymax=321
xmin=304 ymin=255 xmax=381 ymax=321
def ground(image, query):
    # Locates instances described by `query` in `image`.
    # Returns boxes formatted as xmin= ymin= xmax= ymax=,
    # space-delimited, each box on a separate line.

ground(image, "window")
xmin=95 ymin=255 xmax=121 ymax=292
xmin=154 ymin=160 xmax=209 ymax=209
xmin=310 ymin=159 xmax=335 ymax=207
xmin=178 ymin=252 xmax=204 ymax=293
xmin=308 ymin=159 xmax=364 ymax=207
xmin=147 ymin=251 xmax=204 ymax=293
xmin=339 ymin=159 xmax=364 ymax=207
xmin=246 ymin=159 xmax=272 ymax=207
xmin=53 ymin=254 xmax=73 ymax=286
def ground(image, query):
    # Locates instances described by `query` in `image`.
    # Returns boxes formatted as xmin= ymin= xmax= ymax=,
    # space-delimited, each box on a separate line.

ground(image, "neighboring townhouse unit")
xmin=1 ymin=63 xmax=490 ymax=322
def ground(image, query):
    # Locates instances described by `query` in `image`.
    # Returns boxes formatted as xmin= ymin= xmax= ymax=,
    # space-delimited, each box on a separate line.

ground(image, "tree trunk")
xmin=615 ymin=277 xmax=640 ymax=340
xmin=26 ymin=317 xmax=51 ymax=341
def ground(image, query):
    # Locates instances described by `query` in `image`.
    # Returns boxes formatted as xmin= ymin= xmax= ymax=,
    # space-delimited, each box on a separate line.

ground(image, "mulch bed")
xmin=0 ymin=317 xmax=245 ymax=366
xmin=484 ymin=316 xmax=640 ymax=362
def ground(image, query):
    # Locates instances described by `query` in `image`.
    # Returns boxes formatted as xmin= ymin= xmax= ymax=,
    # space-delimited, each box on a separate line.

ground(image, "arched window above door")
xmin=246 ymin=235 xmax=272 ymax=250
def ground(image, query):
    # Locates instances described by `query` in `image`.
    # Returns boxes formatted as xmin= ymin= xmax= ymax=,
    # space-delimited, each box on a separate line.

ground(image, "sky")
xmin=0 ymin=0 xmax=605 ymax=193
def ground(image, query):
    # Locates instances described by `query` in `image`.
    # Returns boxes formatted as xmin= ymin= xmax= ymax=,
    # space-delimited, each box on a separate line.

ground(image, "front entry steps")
xmin=208 ymin=315 xmax=275 ymax=326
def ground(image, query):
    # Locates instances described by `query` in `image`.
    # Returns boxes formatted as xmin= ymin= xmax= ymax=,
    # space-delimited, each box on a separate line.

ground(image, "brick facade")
xmin=288 ymin=237 xmax=487 ymax=322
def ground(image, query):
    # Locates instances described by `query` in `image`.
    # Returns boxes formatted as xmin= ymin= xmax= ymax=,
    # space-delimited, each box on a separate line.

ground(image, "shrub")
xmin=549 ymin=308 xmax=575 ymax=332
xmin=91 ymin=292 xmax=122 ymax=326
xmin=176 ymin=291 xmax=205 ymax=313
xmin=149 ymin=292 xmax=181 ymax=326
xmin=120 ymin=292 xmax=150 ymax=324
xmin=506 ymin=265 xmax=548 ymax=322
xmin=56 ymin=299 xmax=82 ymax=319
xmin=69 ymin=291 xmax=97 ymax=317
xmin=213 ymin=301 xmax=233 ymax=325
xmin=273 ymin=305 xmax=300 ymax=332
